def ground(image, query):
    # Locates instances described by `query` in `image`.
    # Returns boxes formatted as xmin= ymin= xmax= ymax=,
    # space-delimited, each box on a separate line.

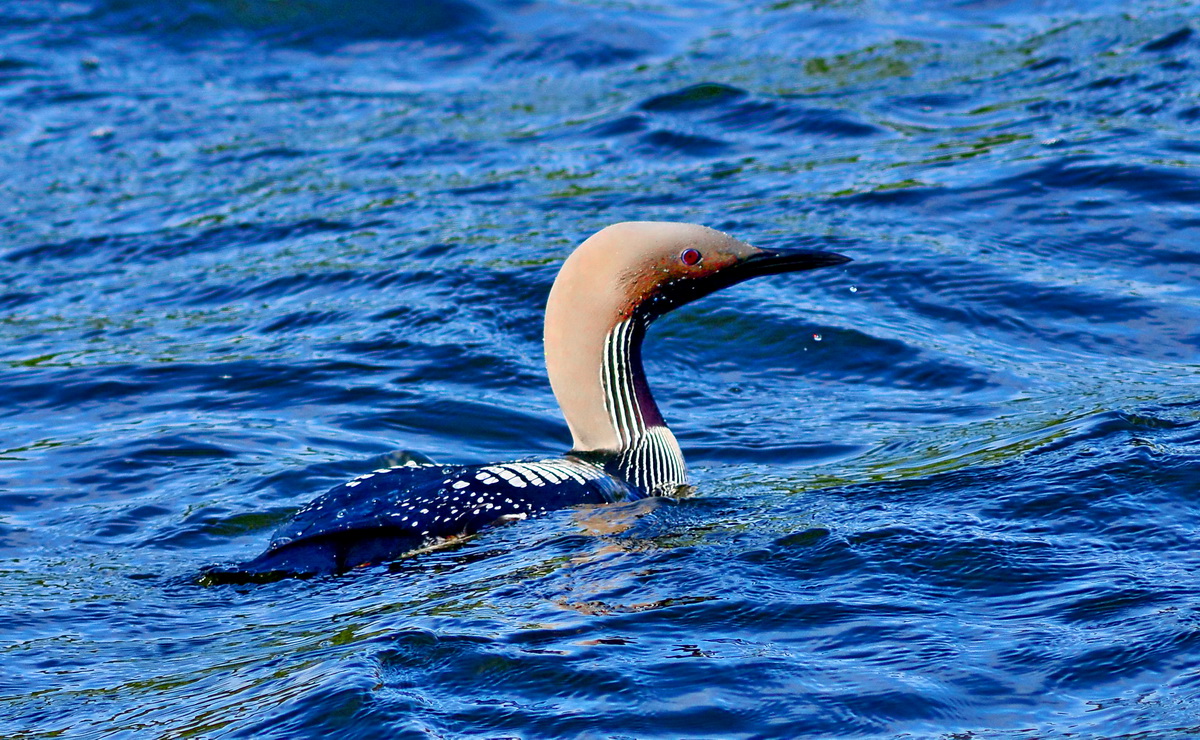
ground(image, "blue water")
xmin=3 ymin=0 xmax=1200 ymax=736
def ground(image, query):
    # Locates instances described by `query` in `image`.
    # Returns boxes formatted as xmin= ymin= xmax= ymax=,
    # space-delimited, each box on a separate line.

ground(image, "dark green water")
xmin=2 ymin=0 xmax=1200 ymax=736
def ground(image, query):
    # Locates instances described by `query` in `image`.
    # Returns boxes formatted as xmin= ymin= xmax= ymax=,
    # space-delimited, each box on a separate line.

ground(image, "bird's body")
xmin=206 ymin=222 xmax=848 ymax=582
xmin=229 ymin=457 xmax=631 ymax=578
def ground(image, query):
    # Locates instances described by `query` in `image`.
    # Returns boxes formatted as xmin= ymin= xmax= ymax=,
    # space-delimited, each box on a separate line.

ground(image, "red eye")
xmin=680 ymin=248 xmax=702 ymax=266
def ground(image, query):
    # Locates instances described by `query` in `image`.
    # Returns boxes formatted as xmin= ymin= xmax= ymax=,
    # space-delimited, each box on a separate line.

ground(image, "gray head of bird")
xmin=544 ymin=221 xmax=850 ymax=455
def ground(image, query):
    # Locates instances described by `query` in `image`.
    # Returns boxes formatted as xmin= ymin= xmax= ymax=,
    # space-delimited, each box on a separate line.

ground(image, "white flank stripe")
xmin=560 ymin=461 xmax=592 ymax=484
xmin=527 ymin=462 xmax=564 ymax=484
xmin=503 ymin=464 xmax=544 ymax=486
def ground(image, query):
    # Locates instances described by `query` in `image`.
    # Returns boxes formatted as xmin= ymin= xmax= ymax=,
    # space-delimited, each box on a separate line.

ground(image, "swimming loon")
xmin=207 ymin=222 xmax=849 ymax=581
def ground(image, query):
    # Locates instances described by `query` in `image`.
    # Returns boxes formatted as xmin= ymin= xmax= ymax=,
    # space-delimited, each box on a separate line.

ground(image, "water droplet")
xmin=849 ymin=286 xmax=858 ymax=293
xmin=336 ymin=510 xmax=346 ymax=519
xmin=812 ymin=334 xmax=823 ymax=342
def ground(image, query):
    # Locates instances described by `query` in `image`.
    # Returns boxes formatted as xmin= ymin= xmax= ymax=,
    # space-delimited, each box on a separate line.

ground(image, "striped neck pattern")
xmin=598 ymin=318 xmax=687 ymax=495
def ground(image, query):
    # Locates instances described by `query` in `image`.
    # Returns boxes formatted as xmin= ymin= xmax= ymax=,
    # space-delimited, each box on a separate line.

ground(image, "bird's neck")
xmin=544 ymin=291 xmax=686 ymax=495
xmin=595 ymin=317 xmax=688 ymax=495
xmin=599 ymin=316 xmax=663 ymax=445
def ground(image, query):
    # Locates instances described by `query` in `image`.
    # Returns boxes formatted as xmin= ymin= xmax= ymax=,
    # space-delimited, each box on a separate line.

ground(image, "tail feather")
xmin=199 ymin=529 xmax=425 ymax=584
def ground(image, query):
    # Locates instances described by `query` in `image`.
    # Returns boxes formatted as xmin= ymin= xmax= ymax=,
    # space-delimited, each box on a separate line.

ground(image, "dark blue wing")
xmin=205 ymin=457 xmax=632 ymax=581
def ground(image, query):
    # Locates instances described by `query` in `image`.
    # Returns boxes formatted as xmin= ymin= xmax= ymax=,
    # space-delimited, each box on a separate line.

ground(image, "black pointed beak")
xmin=645 ymin=247 xmax=852 ymax=318
xmin=736 ymin=248 xmax=852 ymax=278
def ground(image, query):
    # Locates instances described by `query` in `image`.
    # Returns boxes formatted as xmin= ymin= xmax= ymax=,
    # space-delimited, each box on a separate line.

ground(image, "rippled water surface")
xmin=3 ymin=0 xmax=1200 ymax=737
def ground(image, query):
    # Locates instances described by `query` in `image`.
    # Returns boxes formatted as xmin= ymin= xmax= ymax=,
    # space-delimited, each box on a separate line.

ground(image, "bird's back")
xmin=203 ymin=457 xmax=633 ymax=582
